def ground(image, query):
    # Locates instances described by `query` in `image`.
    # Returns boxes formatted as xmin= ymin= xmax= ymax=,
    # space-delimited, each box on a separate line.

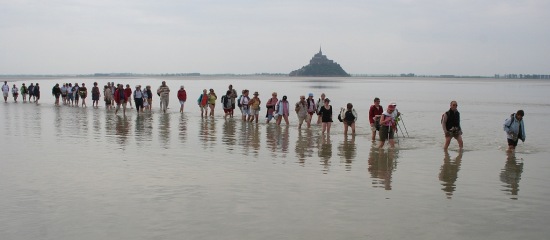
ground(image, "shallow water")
xmin=1 ymin=76 xmax=550 ymax=240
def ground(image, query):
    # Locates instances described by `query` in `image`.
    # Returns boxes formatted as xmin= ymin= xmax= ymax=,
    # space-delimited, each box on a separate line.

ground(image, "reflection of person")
xmin=503 ymin=110 xmax=526 ymax=152
xmin=367 ymin=147 xmax=398 ymax=190
xmin=339 ymin=135 xmax=356 ymax=171
xmin=439 ymin=150 xmax=463 ymax=199
xmin=500 ymin=151 xmax=523 ymax=199
xmin=441 ymin=100 xmax=463 ymax=150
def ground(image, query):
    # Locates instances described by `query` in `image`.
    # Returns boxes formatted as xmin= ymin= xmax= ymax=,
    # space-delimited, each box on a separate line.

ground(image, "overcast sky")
xmin=1 ymin=0 xmax=548 ymax=75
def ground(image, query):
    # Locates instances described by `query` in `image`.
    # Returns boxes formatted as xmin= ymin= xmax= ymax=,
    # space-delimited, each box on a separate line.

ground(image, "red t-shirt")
xmin=369 ymin=104 xmax=384 ymax=124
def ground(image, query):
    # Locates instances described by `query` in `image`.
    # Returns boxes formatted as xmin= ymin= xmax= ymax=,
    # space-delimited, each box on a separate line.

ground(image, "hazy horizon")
xmin=1 ymin=0 xmax=549 ymax=76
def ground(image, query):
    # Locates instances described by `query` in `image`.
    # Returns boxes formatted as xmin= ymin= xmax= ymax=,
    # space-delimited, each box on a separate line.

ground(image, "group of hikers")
xmin=2 ymin=81 xmax=526 ymax=151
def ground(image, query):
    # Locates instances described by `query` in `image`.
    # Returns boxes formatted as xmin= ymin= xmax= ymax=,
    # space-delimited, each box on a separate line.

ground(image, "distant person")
xmin=295 ymin=95 xmax=308 ymax=129
xmin=275 ymin=95 xmax=290 ymax=126
xmin=145 ymin=85 xmax=153 ymax=111
xmin=265 ymin=92 xmax=278 ymax=123
xmin=340 ymin=103 xmax=357 ymax=135
xmin=221 ymin=90 xmax=233 ymax=119
xmin=306 ymin=93 xmax=316 ymax=128
xmin=248 ymin=91 xmax=261 ymax=123
xmin=228 ymin=84 xmax=238 ymax=117
xmin=239 ymin=90 xmax=251 ymax=121
xmin=157 ymin=81 xmax=170 ymax=113
xmin=28 ymin=83 xmax=35 ymax=102
xmin=34 ymin=83 xmax=40 ymax=104
xmin=378 ymin=104 xmax=397 ymax=148
xmin=441 ymin=100 xmax=463 ymax=150
xmin=104 ymin=85 xmax=112 ymax=109
xmin=79 ymin=83 xmax=88 ymax=107
xmin=503 ymin=110 xmax=526 ymax=152
xmin=73 ymin=83 xmax=80 ymax=106
xmin=198 ymin=89 xmax=209 ymax=118
xmin=20 ymin=83 xmax=28 ymax=103
xmin=114 ymin=84 xmax=128 ymax=115
xmin=369 ymin=97 xmax=384 ymax=141
xmin=11 ymin=84 xmax=19 ymax=102
xmin=52 ymin=83 xmax=61 ymax=105
xmin=316 ymin=93 xmax=326 ymax=124
xmin=133 ymin=85 xmax=145 ymax=113
xmin=318 ymin=98 xmax=333 ymax=134
xmin=177 ymin=85 xmax=187 ymax=113
xmin=67 ymin=83 xmax=74 ymax=106
xmin=60 ymin=84 xmax=67 ymax=104
xmin=92 ymin=82 xmax=101 ymax=108
xmin=124 ymin=84 xmax=133 ymax=109
xmin=2 ymin=81 xmax=9 ymax=102
xmin=208 ymin=89 xmax=217 ymax=117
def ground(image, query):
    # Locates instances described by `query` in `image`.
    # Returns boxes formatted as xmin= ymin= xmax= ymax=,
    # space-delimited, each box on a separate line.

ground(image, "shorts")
xmin=179 ymin=100 xmax=186 ymax=105
xmin=507 ymin=138 xmax=519 ymax=147
xmin=242 ymin=108 xmax=250 ymax=116
xmin=68 ymin=94 xmax=74 ymax=100
xmin=298 ymin=115 xmax=307 ymax=125
xmin=116 ymin=102 xmax=127 ymax=110
xmin=379 ymin=125 xmax=394 ymax=141
xmin=92 ymin=93 xmax=99 ymax=101
xmin=3 ymin=92 xmax=8 ymax=98
xmin=250 ymin=109 xmax=259 ymax=115
xmin=200 ymin=105 xmax=208 ymax=111
xmin=266 ymin=113 xmax=274 ymax=121
xmin=223 ymin=108 xmax=232 ymax=113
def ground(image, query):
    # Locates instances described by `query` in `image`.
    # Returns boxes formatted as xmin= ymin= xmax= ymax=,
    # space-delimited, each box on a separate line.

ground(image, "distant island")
xmin=289 ymin=48 xmax=350 ymax=77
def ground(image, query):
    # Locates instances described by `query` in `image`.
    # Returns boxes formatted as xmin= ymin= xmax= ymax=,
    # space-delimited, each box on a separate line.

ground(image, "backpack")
xmin=374 ymin=116 xmax=381 ymax=131
xmin=237 ymin=95 xmax=243 ymax=107
xmin=504 ymin=113 xmax=515 ymax=130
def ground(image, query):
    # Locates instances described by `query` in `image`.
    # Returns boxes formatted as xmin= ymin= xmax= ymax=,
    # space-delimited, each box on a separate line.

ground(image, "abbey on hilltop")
xmin=289 ymin=47 xmax=350 ymax=77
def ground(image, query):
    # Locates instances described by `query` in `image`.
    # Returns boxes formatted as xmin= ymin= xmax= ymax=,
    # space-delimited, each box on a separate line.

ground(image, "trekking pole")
xmin=398 ymin=111 xmax=409 ymax=137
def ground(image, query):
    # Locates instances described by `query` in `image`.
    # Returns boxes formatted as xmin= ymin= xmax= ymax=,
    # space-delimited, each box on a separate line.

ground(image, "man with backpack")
xmin=503 ymin=110 xmax=526 ymax=152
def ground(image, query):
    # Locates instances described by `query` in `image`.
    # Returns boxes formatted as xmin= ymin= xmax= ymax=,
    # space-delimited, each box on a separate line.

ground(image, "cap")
xmin=388 ymin=104 xmax=396 ymax=110
xmin=390 ymin=102 xmax=397 ymax=106
xmin=282 ymin=95 xmax=287 ymax=100
xmin=308 ymin=93 xmax=313 ymax=97
xmin=253 ymin=91 xmax=259 ymax=95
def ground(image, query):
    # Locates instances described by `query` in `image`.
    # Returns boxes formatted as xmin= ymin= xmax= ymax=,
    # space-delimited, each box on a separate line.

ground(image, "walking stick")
xmin=397 ymin=111 xmax=409 ymax=137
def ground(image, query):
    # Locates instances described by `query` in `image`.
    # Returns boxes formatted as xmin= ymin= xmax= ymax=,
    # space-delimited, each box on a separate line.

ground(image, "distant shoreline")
xmin=1 ymin=73 xmax=549 ymax=80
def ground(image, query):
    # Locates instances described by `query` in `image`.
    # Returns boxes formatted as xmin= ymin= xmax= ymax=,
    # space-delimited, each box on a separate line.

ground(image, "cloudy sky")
xmin=1 ymin=0 xmax=548 ymax=75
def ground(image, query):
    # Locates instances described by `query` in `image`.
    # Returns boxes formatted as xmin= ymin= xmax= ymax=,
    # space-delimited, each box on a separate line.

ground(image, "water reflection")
xmin=295 ymin=130 xmax=314 ymax=166
xmin=222 ymin=119 xmax=236 ymax=150
xmin=265 ymin=125 xmax=278 ymax=155
xmin=439 ymin=150 xmax=463 ymax=199
xmin=158 ymin=113 xmax=171 ymax=148
xmin=500 ymin=152 xmax=524 ymax=200
xmin=338 ymin=135 xmax=356 ymax=171
xmin=92 ymin=109 xmax=102 ymax=140
xmin=368 ymin=147 xmax=399 ymax=190
xmin=135 ymin=114 xmax=154 ymax=144
xmin=179 ymin=114 xmax=188 ymax=143
xmin=199 ymin=118 xmax=216 ymax=149
xmin=319 ymin=135 xmax=332 ymax=173
xmin=250 ymin=124 xmax=261 ymax=156
xmin=115 ymin=115 xmax=131 ymax=147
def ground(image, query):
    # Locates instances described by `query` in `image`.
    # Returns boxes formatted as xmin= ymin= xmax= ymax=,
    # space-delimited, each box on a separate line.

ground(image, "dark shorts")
xmin=224 ymin=108 xmax=233 ymax=113
xmin=92 ymin=93 xmax=99 ymax=101
xmin=379 ymin=125 xmax=394 ymax=141
xmin=507 ymin=138 xmax=519 ymax=147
